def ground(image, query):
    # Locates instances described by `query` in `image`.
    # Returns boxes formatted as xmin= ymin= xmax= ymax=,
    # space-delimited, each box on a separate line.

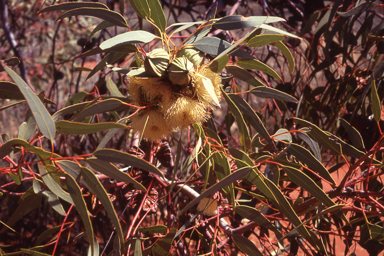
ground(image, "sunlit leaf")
xmin=59 ymin=7 xmax=128 ymax=28
xmin=94 ymin=149 xmax=165 ymax=178
xmin=213 ymin=15 xmax=284 ymax=30
xmin=236 ymin=59 xmax=282 ymax=81
xmin=297 ymin=128 xmax=321 ymax=161
xmin=259 ymin=24 xmax=298 ymax=38
xmin=273 ymin=128 xmax=292 ymax=143
xmin=18 ymin=110 xmax=36 ymax=141
xmin=106 ymin=77 xmax=124 ymax=97
xmin=209 ymin=54 xmax=229 ymax=73
xmin=201 ymin=76 xmax=220 ymax=106
xmin=5 ymin=66 xmax=56 ymax=142
xmin=147 ymin=0 xmax=166 ymax=32
xmin=20 ymin=248 xmax=51 ymax=256
xmin=274 ymin=41 xmax=295 ymax=74
xmin=87 ymin=158 xmax=146 ymax=192
xmin=247 ymin=34 xmax=285 ymax=48
xmin=100 ymin=31 xmax=157 ymax=50
xmin=55 ymin=121 xmax=128 ymax=135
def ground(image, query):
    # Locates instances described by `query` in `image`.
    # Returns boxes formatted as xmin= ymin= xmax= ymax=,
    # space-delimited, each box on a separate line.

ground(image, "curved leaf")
xmin=52 ymin=102 xmax=89 ymax=122
xmin=214 ymin=15 xmax=284 ymax=30
xmin=251 ymin=86 xmax=298 ymax=103
xmin=259 ymin=24 xmax=298 ymax=38
xmin=147 ymin=0 xmax=166 ymax=32
xmin=38 ymin=164 xmax=73 ymax=205
xmin=228 ymin=94 xmax=274 ymax=146
xmin=40 ymin=2 xmax=108 ymax=13
xmin=66 ymin=174 xmax=95 ymax=255
xmin=55 ymin=121 xmax=128 ymax=135
xmin=86 ymin=52 xmax=126 ymax=80
xmin=222 ymin=90 xmax=251 ymax=151
xmin=4 ymin=66 xmax=56 ymax=142
xmin=209 ymin=54 xmax=229 ymax=73
xmin=88 ymin=20 xmax=114 ymax=40
xmin=73 ymin=98 xmax=127 ymax=122
xmin=87 ymin=158 xmax=146 ymax=192
xmin=81 ymin=167 xmax=124 ymax=251
xmin=288 ymin=143 xmax=335 ymax=184
xmin=128 ymin=0 xmax=150 ymax=19
xmin=100 ymin=31 xmax=157 ymax=50
xmin=371 ymin=80 xmax=381 ymax=123
xmin=59 ymin=7 xmax=128 ymax=28
xmin=225 ymin=65 xmax=265 ymax=87
xmin=94 ymin=149 xmax=164 ymax=178
xmin=297 ymin=128 xmax=321 ymax=161
xmin=274 ymin=41 xmax=295 ymax=74
xmin=0 ymin=138 xmax=60 ymax=160
xmin=0 ymin=81 xmax=24 ymax=99
xmin=339 ymin=118 xmax=365 ymax=151
xmin=236 ymin=59 xmax=282 ymax=81
xmin=192 ymin=37 xmax=253 ymax=59
xmin=18 ymin=110 xmax=36 ymax=141
xmin=247 ymin=34 xmax=285 ymax=48
xmin=106 ymin=77 xmax=124 ymax=97
xmin=178 ymin=167 xmax=252 ymax=216
xmin=232 ymin=234 xmax=263 ymax=256
xmin=97 ymin=117 xmax=129 ymax=150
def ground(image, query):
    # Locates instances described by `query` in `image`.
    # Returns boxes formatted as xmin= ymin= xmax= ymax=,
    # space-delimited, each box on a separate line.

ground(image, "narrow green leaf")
xmin=192 ymin=37 xmax=253 ymax=59
xmin=0 ymin=99 xmax=26 ymax=111
xmin=371 ymin=80 xmax=382 ymax=123
xmin=81 ymin=167 xmax=124 ymax=251
xmin=147 ymin=0 xmax=166 ymax=32
xmin=259 ymin=24 xmax=298 ymax=38
xmin=97 ymin=117 xmax=129 ymax=150
xmin=128 ymin=0 xmax=150 ymax=19
xmin=20 ymin=248 xmax=51 ymax=256
xmin=247 ymin=34 xmax=285 ymax=48
xmin=86 ymin=52 xmax=126 ymax=80
xmin=339 ymin=118 xmax=365 ymax=151
xmin=138 ymin=225 xmax=167 ymax=234
xmin=59 ymin=7 xmax=128 ymax=28
xmin=94 ymin=149 xmax=164 ymax=178
xmin=88 ymin=21 xmax=114 ymax=40
xmin=151 ymin=228 xmax=177 ymax=256
xmin=41 ymin=189 xmax=66 ymax=216
xmin=34 ymin=225 xmax=68 ymax=246
xmin=169 ymin=21 xmax=204 ymax=35
xmin=222 ymin=90 xmax=251 ymax=151
xmin=178 ymin=167 xmax=252 ymax=216
xmin=100 ymin=31 xmax=157 ymax=50
xmin=66 ymin=174 xmax=95 ymax=255
xmin=299 ymin=11 xmax=319 ymax=36
xmin=0 ymin=139 xmax=60 ymax=160
xmin=38 ymin=164 xmax=73 ymax=205
xmin=73 ymin=98 xmax=127 ymax=122
xmin=284 ymin=166 xmax=335 ymax=206
xmin=87 ymin=158 xmax=146 ymax=192
xmin=274 ymin=41 xmax=294 ymax=74
xmin=40 ymin=2 xmax=108 ymax=13
xmin=52 ymin=102 xmax=89 ymax=122
xmin=209 ymin=54 xmax=229 ymax=73
xmin=57 ymin=160 xmax=81 ymax=180
xmin=225 ymin=65 xmax=265 ymax=87
xmin=106 ymin=77 xmax=124 ymax=97
xmin=56 ymin=121 xmax=127 ymax=135
xmin=0 ymin=81 xmax=24 ymax=99
xmin=288 ymin=143 xmax=335 ymax=184
xmin=213 ymin=152 xmax=235 ymax=205
xmin=264 ymin=178 xmax=319 ymax=250
xmin=297 ymin=128 xmax=321 ymax=161
xmin=213 ymin=15 xmax=284 ymax=30
xmin=251 ymin=86 xmax=297 ymax=103
xmin=237 ymin=59 xmax=282 ymax=81
xmin=18 ymin=110 xmax=36 ymax=141
xmin=338 ymin=2 xmax=373 ymax=17
xmin=134 ymin=238 xmax=142 ymax=256
xmin=293 ymin=118 xmax=342 ymax=155
xmin=229 ymin=148 xmax=253 ymax=166
xmin=0 ymin=188 xmax=42 ymax=234
xmin=5 ymin=66 xmax=56 ymax=142
xmin=236 ymin=205 xmax=282 ymax=238
xmin=232 ymin=234 xmax=263 ymax=256
xmin=228 ymin=94 xmax=274 ymax=146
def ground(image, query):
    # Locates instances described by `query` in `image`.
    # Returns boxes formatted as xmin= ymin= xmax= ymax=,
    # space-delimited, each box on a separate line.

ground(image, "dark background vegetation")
xmin=1 ymin=0 xmax=384 ymax=255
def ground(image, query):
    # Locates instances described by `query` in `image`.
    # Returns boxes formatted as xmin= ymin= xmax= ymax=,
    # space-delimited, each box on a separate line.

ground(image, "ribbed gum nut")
xmin=168 ymin=57 xmax=195 ymax=85
xmin=176 ymin=47 xmax=204 ymax=67
xmin=144 ymin=48 xmax=170 ymax=77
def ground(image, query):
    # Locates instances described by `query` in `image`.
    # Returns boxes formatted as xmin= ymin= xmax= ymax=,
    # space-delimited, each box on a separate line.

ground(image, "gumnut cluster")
xmin=128 ymin=47 xmax=222 ymax=141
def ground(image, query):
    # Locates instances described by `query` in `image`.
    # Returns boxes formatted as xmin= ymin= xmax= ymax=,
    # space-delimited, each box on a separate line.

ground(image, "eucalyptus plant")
xmin=1 ymin=0 xmax=384 ymax=256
